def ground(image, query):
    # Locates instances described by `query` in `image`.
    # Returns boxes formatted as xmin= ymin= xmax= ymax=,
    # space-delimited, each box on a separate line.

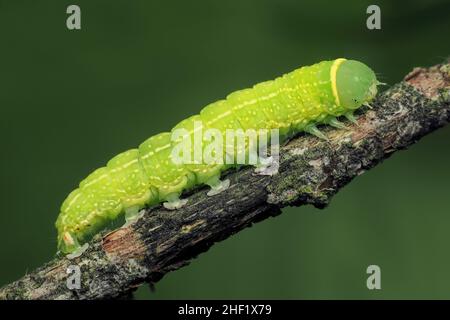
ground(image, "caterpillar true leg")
xmin=163 ymin=193 xmax=188 ymax=210
xmin=324 ymin=116 xmax=347 ymax=130
xmin=206 ymin=175 xmax=230 ymax=196
xmin=344 ymin=111 xmax=359 ymax=125
xmin=304 ymin=124 xmax=329 ymax=141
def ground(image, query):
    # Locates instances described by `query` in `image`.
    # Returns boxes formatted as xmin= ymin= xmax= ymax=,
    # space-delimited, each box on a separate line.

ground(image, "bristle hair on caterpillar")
xmin=56 ymin=58 xmax=380 ymax=255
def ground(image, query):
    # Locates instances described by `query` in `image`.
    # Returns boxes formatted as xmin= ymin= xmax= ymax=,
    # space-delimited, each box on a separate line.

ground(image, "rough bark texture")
xmin=1 ymin=61 xmax=449 ymax=300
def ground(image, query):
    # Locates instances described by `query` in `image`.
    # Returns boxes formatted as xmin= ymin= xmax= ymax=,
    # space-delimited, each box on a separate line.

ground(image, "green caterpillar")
xmin=56 ymin=58 xmax=380 ymax=256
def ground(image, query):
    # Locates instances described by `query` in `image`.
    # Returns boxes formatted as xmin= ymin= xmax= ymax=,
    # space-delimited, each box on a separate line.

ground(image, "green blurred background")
xmin=0 ymin=0 xmax=449 ymax=299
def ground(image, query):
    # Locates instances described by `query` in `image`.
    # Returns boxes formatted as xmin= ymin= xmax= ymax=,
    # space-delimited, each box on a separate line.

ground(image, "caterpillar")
xmin=55 ymin=58 xmax=380 ymax=256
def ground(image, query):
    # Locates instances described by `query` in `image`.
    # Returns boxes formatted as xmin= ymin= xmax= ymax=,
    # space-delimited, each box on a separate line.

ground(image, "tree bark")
xmin=1 ymin=61 xmax=449 ymax=300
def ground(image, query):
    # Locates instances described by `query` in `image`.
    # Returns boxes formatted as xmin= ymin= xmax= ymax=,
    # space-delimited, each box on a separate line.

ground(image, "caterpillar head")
xmin=336 ymin=60 xmax=379 ymax=109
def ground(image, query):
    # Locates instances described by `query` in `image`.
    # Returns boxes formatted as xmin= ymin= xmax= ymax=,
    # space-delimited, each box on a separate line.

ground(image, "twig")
xmin=1 ymin=61 xmax=449 ymax=300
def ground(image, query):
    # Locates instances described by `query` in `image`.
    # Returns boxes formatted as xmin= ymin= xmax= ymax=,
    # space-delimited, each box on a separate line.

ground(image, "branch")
xmin=1 ymin=61 xmax=449 ymax=300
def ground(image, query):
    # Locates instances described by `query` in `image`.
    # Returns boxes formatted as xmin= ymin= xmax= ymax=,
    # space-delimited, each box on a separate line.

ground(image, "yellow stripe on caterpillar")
xmin=330 ymin=58 xmax=347 ymax=106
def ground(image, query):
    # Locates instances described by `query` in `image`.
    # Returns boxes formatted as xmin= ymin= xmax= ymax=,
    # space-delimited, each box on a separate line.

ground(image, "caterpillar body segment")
xmin=139 ymin=132 xmax=193 ymax=200
xmin=56 ymin=58 xmax=379 ymax=254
